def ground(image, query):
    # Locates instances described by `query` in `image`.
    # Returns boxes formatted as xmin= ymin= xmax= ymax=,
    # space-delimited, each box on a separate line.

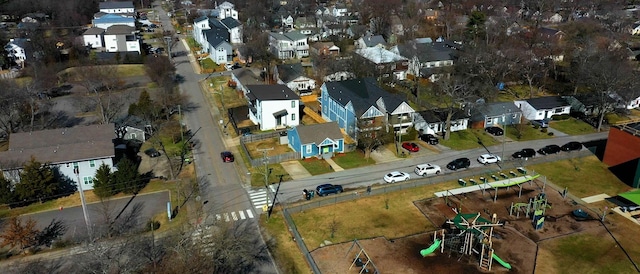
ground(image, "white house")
xmin=103 ymin=25 xmax=141 ymax=53
xmin=331 ymin=3 xmax=348 ymax=17
xmin=99 ymin=1 xmax=134 ymax=14
xmin=216 ymin=1 xmax=238 ymax=20
xmin=515 ymin=96 xmax=571 ymax=121
xmin=391 ymin=39 xmax=456 ymax=82
xmin=413 ymin=108 xmax=469 ymax=135
xmin=0 ymin=124 xmax=117 ymax=191
xmin=202 ymin=28 xmax=233 ymax=64
xmin=193 ymin=16 xmax=242 ymax=48
xmin=269 ymin=31 xmax=309 ymax=59
xmin=274 ymin=63 xmax=316 ymax=95
xmin=82 ymin=27 xmax=105 ymax=48
xmin=245 ymin=85 xmax=301 ymax=130
xmin=4 ymin=38 xmax=29 ymax=62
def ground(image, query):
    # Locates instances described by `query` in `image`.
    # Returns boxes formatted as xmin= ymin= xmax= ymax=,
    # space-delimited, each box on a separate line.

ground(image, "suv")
xmin=446 ymin=158 xmax=471 ymax=170
xmin=477 ymin=154 xmax=501 ymax=164
xmin=485 ymin=126 xmax=504 ymax=136
xmin=561 ymin=141 xmax=582 ymax=152
xmin=316 ymin=184 xmax=343 ymax=196
xmin=420 ymin=134 xmax=439 ymax=145
xmin=415 ymin=164 xmax=442 ymax=176
xmin=531 ymin=119 xmax=549 ymax=128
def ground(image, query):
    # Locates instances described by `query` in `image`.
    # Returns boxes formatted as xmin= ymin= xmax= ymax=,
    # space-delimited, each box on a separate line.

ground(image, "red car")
xmin=221 ymin=151 xmax=234 ymax=162
xmin=402 ymin=142 xmax=420 ymax=152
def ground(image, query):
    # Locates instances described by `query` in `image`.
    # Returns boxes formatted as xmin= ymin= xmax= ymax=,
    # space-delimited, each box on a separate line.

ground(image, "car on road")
xmin=383 ymin=171 xmax=410 ymax=183
xmin=531 ymin=119 xmax=549 ymax=128
xmin=446 ymin=158 xmax=471 ymax=170
xmin=512 ymin=148 xmax=536 ymax=159
xmin=477 ymin=154 xmax=501 ymax=164
xmin=402 ymin=142 xmax=420 ymax=152
xmin=220 ymin=151 xmax=234 ymax=162
xmin=415 ymin=164 xmax=442 ymax=176
xmin=316 ymin=184 xmax=343 ymax=196
xmin=537 ymin=144 xmax=561 ymax=155
xmin=144 ymin=148 xmax=161 ymax=158
xmin=485 ymin=126 xmax=504 ymax=136
xmin=420 ymin=134 xmax=439 ymax=145
xmin=561 ymin=141 xmax=583 ymax=152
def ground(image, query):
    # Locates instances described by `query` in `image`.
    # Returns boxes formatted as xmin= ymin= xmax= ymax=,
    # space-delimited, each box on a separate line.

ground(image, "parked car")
xmin=512 ymin=148 xmax=536 ymax=159
xmin=485 ymin=126 xmax=504 ymax=136
xmin=401 ymin=142 xmax=420 ymax=152
xmin=144 ymin=148 xmax=161 ymax=158
xmin=420 ymin=134 xmax=439 ymax=145
xmin=561 ymin=141 xmax=583 ymax=152
xmin=477 ymin=154 xmax=501 ymax=164
xmin=415 ymin=164 xmax=442 ymax=176
xmin=531 ymin=119 xmax=549 ymax=128
xmin=537 ymin=144 xmax=561 ymax=155
xmin=446 ymin=158 xmax=471 ymax=170
xmin=316 ymin=184 xmax=343 ymax=196
xmin=383 ymin=171 xmax=410 ymax=183
xmin=220 ymin=151 xmax=234 ymax=162
xmin=225 ymin=63 xmax=233 ymax=71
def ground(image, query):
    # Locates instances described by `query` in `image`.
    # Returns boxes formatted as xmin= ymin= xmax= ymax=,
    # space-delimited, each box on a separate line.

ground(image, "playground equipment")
xmin=509 ymin=193 xmax=550 ymax=230
xmin=420 ymin=210 xmax=512 ymax=271
xmin=346 ymin=239 xmax=379 ymax=274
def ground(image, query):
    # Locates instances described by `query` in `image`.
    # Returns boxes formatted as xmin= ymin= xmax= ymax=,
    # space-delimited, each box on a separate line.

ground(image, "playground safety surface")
xmin=311 ymin=179 xmax=604 ymax=273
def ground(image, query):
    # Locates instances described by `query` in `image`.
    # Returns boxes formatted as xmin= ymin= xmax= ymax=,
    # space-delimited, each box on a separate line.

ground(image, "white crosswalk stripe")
xmin=246 ymin=209 xmax=254 ymax=219
xmin=231 ymin=211 xmax=238 ymax=221
xmin=224 ymin=213 xmax=230 ymax=222
xmin=248 ymin=186 xmax=276 ymax=210
xmin=239 ymin=210 xmax=246 ymax=220
xmin=212 ymin=209 xmax=256 ymax=223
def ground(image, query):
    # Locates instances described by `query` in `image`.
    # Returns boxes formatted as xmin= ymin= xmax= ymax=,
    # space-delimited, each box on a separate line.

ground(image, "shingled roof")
xmin=276 ymin=63 xmax=306 ymax=83
xmin=324 ymin=78 xmax=404 ymax=116
xmin=295 ymin=122 xmax=343 ymax=145
xmin=246 ymin=85 xmax=300 ymax=101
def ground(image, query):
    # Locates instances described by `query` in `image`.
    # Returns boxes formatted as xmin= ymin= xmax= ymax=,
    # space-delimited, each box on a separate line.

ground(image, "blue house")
xmin=287 ymin=122 xmax=344 ymax=159
xmin=320 ymin=78 xmax=415 ymax=141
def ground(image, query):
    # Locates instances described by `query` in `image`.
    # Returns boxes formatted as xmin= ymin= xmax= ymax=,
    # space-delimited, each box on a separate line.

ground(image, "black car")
xmin=537 ymin=144 xmax=561 ymax=155
xmin=512 ymin=148 xmax=536 ymax=159
xmin=316 ymin=184 xmax=343 ymax=196
xmin=446 ymin=158 xmax=471 ymax=170
xmin=144 ymin=148 xmax=161 ymax=158
xmin=561 ymin=141 xmax=583 ymax=152
xmin=485 ymin=126 xmax=504 ymax=136
xmin=420 ymin=134 xmax=439 ymax=145
xmin=221 ymin=151 xmax=234 ymax=162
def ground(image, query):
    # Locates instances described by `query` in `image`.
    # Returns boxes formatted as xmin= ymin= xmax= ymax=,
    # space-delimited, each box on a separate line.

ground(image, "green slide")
xmin=492 ymin=253 xmax=512 ymax=270
xmin=420 ymin=239 xmax=441 ymax=257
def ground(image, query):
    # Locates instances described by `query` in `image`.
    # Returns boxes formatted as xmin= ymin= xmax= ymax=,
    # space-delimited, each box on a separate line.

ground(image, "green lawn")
xmin=505 ymin=124 xmax=553 ymax=141
xmin=549 ymin=118 xmax=596 ymax=135
xmin=299 ymin=158 xmax=333 ymax=175
xmin=439 ymin=129 xmax=500 ymax=150
xmin=116 ymin=64 xmax=146 ymax=77
xmin=332 ymin=151 xmax=376 ymax=169
xmin=248 ymin=164 xmax=293 ymax=187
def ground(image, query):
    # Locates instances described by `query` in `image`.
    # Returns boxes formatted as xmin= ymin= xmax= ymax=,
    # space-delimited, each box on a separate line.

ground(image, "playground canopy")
xmin=452 ymin=213 xmax=492 ymax=231
xmin=608 ymin=189 xmax=640 ymax=207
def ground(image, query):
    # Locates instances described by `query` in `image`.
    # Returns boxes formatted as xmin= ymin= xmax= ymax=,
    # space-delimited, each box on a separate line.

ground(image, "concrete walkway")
xmin=546 ymin=126 xmax=568 ymax=137
xmin=325 ymin=158 xmax=344 ymax=171
xmin=280 ymin=161 xmax=312 ymax=179
xmin=582 ymin=193 xmax=610 ymax=203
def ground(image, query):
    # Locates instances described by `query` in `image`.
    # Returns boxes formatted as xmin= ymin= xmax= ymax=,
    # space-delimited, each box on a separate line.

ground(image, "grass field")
xmin=248 ymin=164 xmax=293 ymax=187
xmin=506 ymin=124 xmax=554 ymax=141
xmin=439 ymin=129 xmax=500 ymax=150
xmin=550 ymin=118 xmax=597 ymax=135
xmin=332 ymin=151 xmax=376 ymax=169
xmin=299 ymin=158 xmax=333 ymax=175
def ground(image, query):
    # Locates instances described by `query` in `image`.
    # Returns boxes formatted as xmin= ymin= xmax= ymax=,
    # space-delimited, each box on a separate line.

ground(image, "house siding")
xmin=251 ymin=100 xmax=300 ymax=131
xmin=515 ymin=100 xmax=570 ymax=120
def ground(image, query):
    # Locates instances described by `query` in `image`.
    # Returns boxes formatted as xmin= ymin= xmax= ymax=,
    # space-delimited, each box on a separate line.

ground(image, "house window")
xmin=291 ymin=114 xmax=296 ymax=121
xmin=131 ymin=133 xmax=137 ymax=139
xmin=90 ymin=160 xmax=95 ymax=168
xmin=306 ymin=145 xmax=312 ymax=153
xmin=83 ymin=176 xmax=93 ymax=185
xmin=486 ymin=117 xmax=493 ymax=124
xmin=73 ymin=162 xmax=79 ymax=168
xmin=291 ymin=101 xmax=296 ymax=108
xmin=554 ymin=107 xmax=563 ymax=113
xmin=512 ymin=114 xmax=517 ymax=119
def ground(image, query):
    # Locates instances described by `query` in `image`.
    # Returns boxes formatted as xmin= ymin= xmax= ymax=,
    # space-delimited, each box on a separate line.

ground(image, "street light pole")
xmin=74 ymin=167 xmax=92 ymax=240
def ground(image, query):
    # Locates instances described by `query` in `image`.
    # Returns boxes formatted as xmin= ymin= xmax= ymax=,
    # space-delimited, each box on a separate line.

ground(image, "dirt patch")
xmin=244 ymin=138 xmax=292 ymax=158
xmin=310 ymin=180 xmax=603 ymax=274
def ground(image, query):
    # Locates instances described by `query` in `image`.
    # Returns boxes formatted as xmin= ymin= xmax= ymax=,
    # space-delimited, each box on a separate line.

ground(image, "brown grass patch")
xmin=244 ymin=138 xmax=292 ymax=158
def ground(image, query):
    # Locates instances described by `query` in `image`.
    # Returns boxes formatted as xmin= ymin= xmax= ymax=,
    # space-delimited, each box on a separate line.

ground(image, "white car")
xmin=383 ymin=171 xmax=410 ymax=183
xmin=414 ymin=164 xmax=442 ymax=176
xmin=477 ymin=154 xmax=501 ymax=164
xmin=225 ymin=63 xmax=233 ymax=71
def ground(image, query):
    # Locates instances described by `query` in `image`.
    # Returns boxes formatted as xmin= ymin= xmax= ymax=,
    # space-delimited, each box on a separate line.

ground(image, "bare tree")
xmin=429 ymin=69 xmax=475 ymax=140
xmin=356 ymin=117 xmax=393 ymax=158
xmin=74 ymin=65 xmax=127 ymax=124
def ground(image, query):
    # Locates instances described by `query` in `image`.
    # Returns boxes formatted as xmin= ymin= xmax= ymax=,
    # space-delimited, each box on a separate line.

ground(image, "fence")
xmin=0 ymin=71 xmax=19 ymax=79
xmin=240 ymin=130 xmax=285 ymax=143
xmin=282 ymin=208 xmax=322 ymax=273
xmin=239 ymin=130 xmax=301 ymax=167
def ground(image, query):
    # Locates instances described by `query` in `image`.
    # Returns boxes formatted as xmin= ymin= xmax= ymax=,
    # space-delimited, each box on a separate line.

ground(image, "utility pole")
xmin=257 ymin=147 xmax=274 ymax=212
xmin=74 ymin=167 xmax=92 ymax=240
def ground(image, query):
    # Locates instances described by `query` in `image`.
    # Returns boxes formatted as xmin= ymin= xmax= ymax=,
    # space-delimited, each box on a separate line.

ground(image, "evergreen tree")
xmin=14 ymin=157 xmax=56 ymax=203
xmin=113 ymin=158 xmax=140 ymax=194
xmin=0 ymin=174 xmax=14 ymax=205
xmin=93 ymin=163 xmax=115 ymax=198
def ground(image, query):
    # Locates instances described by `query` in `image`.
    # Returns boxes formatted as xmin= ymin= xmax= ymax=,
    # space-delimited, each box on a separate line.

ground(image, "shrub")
xmin=553 ymin=114 xmax=571 ymax=120
xmin=541 ymin=128 xmax=548 ymax=133
xmin=532 ymin=125 xmax=539 ymax=129
xmin=144 ymin=220 xmax=161 ymax=232
xmin=548 ymin=132 xmax=554 ymax=136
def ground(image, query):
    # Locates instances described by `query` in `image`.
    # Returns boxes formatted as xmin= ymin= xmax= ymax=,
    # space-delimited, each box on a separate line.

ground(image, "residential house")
xmin=116 ymin=115 xmax=151 ymax=142
xmin=603 ymin=121 xmax=640 ymax=187
xmin=274 ymin=63 xmax=316 ymax=95
xmin=320 ymin=78 xmax=415 ymax=141
xmin=563 ymin=94 xmax=616 ymax=117
xmin=424 ymin=9 xmax=439 ymax=20
xmin=245 ymin=85 xmax=300 ymax=130
xmin=391 ymin=39 xmax=455 ymax=82
xmin=355 ymin=47 xmax=408 ymax=80
xmin=0 ymin=124 xmax=116 ymax=191
xmin=515 ymin=96 xmax=571 ymax=121
xmin=331 ymin=3 xmax=348 ymax=17
xmin=215 ymin=1 xmax=239 ymax=20
xmin=324 ymin=71 xmax=355 ymax=82
xmin=83 ymin=27 xmax=105 ymax=48
xmin=316 ymin=6 xmax=331 ymax=18
xmin=287 ymin=122 xmax=344 ymax=159
xmin=356 ymin=34 xmax=386 ymax=49
xmin=92 ymin=13 xmax=135 ymax=29
xmin=413 ymin=108 xmax=470 ymax=135
xmin=322 ymin=23 xmax=346 ymax=38
xmin=631 ymin=22 xmax=640 ymax=35
xmin=103 ymin=25 xmax=141 ymax=53
xmin=310 ymin=41 xmax=340 ymax=57
xmin=99 ymin=1 xmax=135 ymax=14
xmin=232 ymin=68 xmax=266 ymax=95
xmin=269 ymin=31 xmax=309 ymax=59
xmin=468 ymin=101 xmax=522 ymax=129
xmin=202 ymin=28 xmax=233 ymax=64
xmin=193 ymin=15 xmax=243 ymax=48
xmin=4 ymin=38 xmax=29 ymax=63
xmin=346 ymin=25 xmax=367 ymax=39
xmin=295 ymin=16 xmax=317 ymax=29
xmin=543 ymin=12 xmax=563 ymax=23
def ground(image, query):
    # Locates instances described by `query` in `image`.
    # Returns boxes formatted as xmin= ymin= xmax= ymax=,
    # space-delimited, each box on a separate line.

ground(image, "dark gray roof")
xmin=361 ymin=35 xmax=386 ymax=47
xmin=194 ymin=16 xmax=208 ymax=23
xmin=276 ymin=63 xmax=305 ymax=83
xmin=104 ymin=25 xmax=135 ymax=35
xmin=525 ymin=96 xmax=569 ymax=109
xmin=417 ymin=108 xmax=469 ymax=123
xmin=396 ymin=41 xmax=454 ymax=62
xmin=203 ymin=28 xmax=230 ymax=47
xmin=99 ymin=1 xmax=134 ymax=9
xmin=83 ymin=27 xmax=105 ymax=35
xmin=324 ymin=78 xmax=404 ymax=115
xmin=472 ymin=102 xmax=521 ymax=118
xmin=0 ymin=124 xmax=115 ymax=168
xmin=295 ymin=122 xmax=343 ymax=145
xmin=220 ymin=17 xmax=241 ymax=29
xmin=270 ymin=30 xmax=307 ymax=41
xmin=246 ymin=85 xmax=300 ymax=101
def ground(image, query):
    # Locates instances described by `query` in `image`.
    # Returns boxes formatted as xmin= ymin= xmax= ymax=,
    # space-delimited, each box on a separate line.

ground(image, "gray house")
xmin=469 ymin=102 xmax=522 ymax=129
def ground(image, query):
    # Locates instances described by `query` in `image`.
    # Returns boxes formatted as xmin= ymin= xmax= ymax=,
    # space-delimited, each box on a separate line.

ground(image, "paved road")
xmin=155 ymin=3 xmax=278 ymax=273
xmin=273 ymin=132 xmax=609 ymax=204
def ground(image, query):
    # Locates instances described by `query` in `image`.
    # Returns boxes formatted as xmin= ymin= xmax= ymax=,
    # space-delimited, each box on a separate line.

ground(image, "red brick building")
xmin=603 ymin=121 xmax=640 ymax=187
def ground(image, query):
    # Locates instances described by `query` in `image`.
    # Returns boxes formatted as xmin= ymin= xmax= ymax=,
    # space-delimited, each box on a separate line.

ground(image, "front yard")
xmin=439 ymin=129 xmax=500 ymax=150
xmin=550 ymin=118 xmax=597 ymax=135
